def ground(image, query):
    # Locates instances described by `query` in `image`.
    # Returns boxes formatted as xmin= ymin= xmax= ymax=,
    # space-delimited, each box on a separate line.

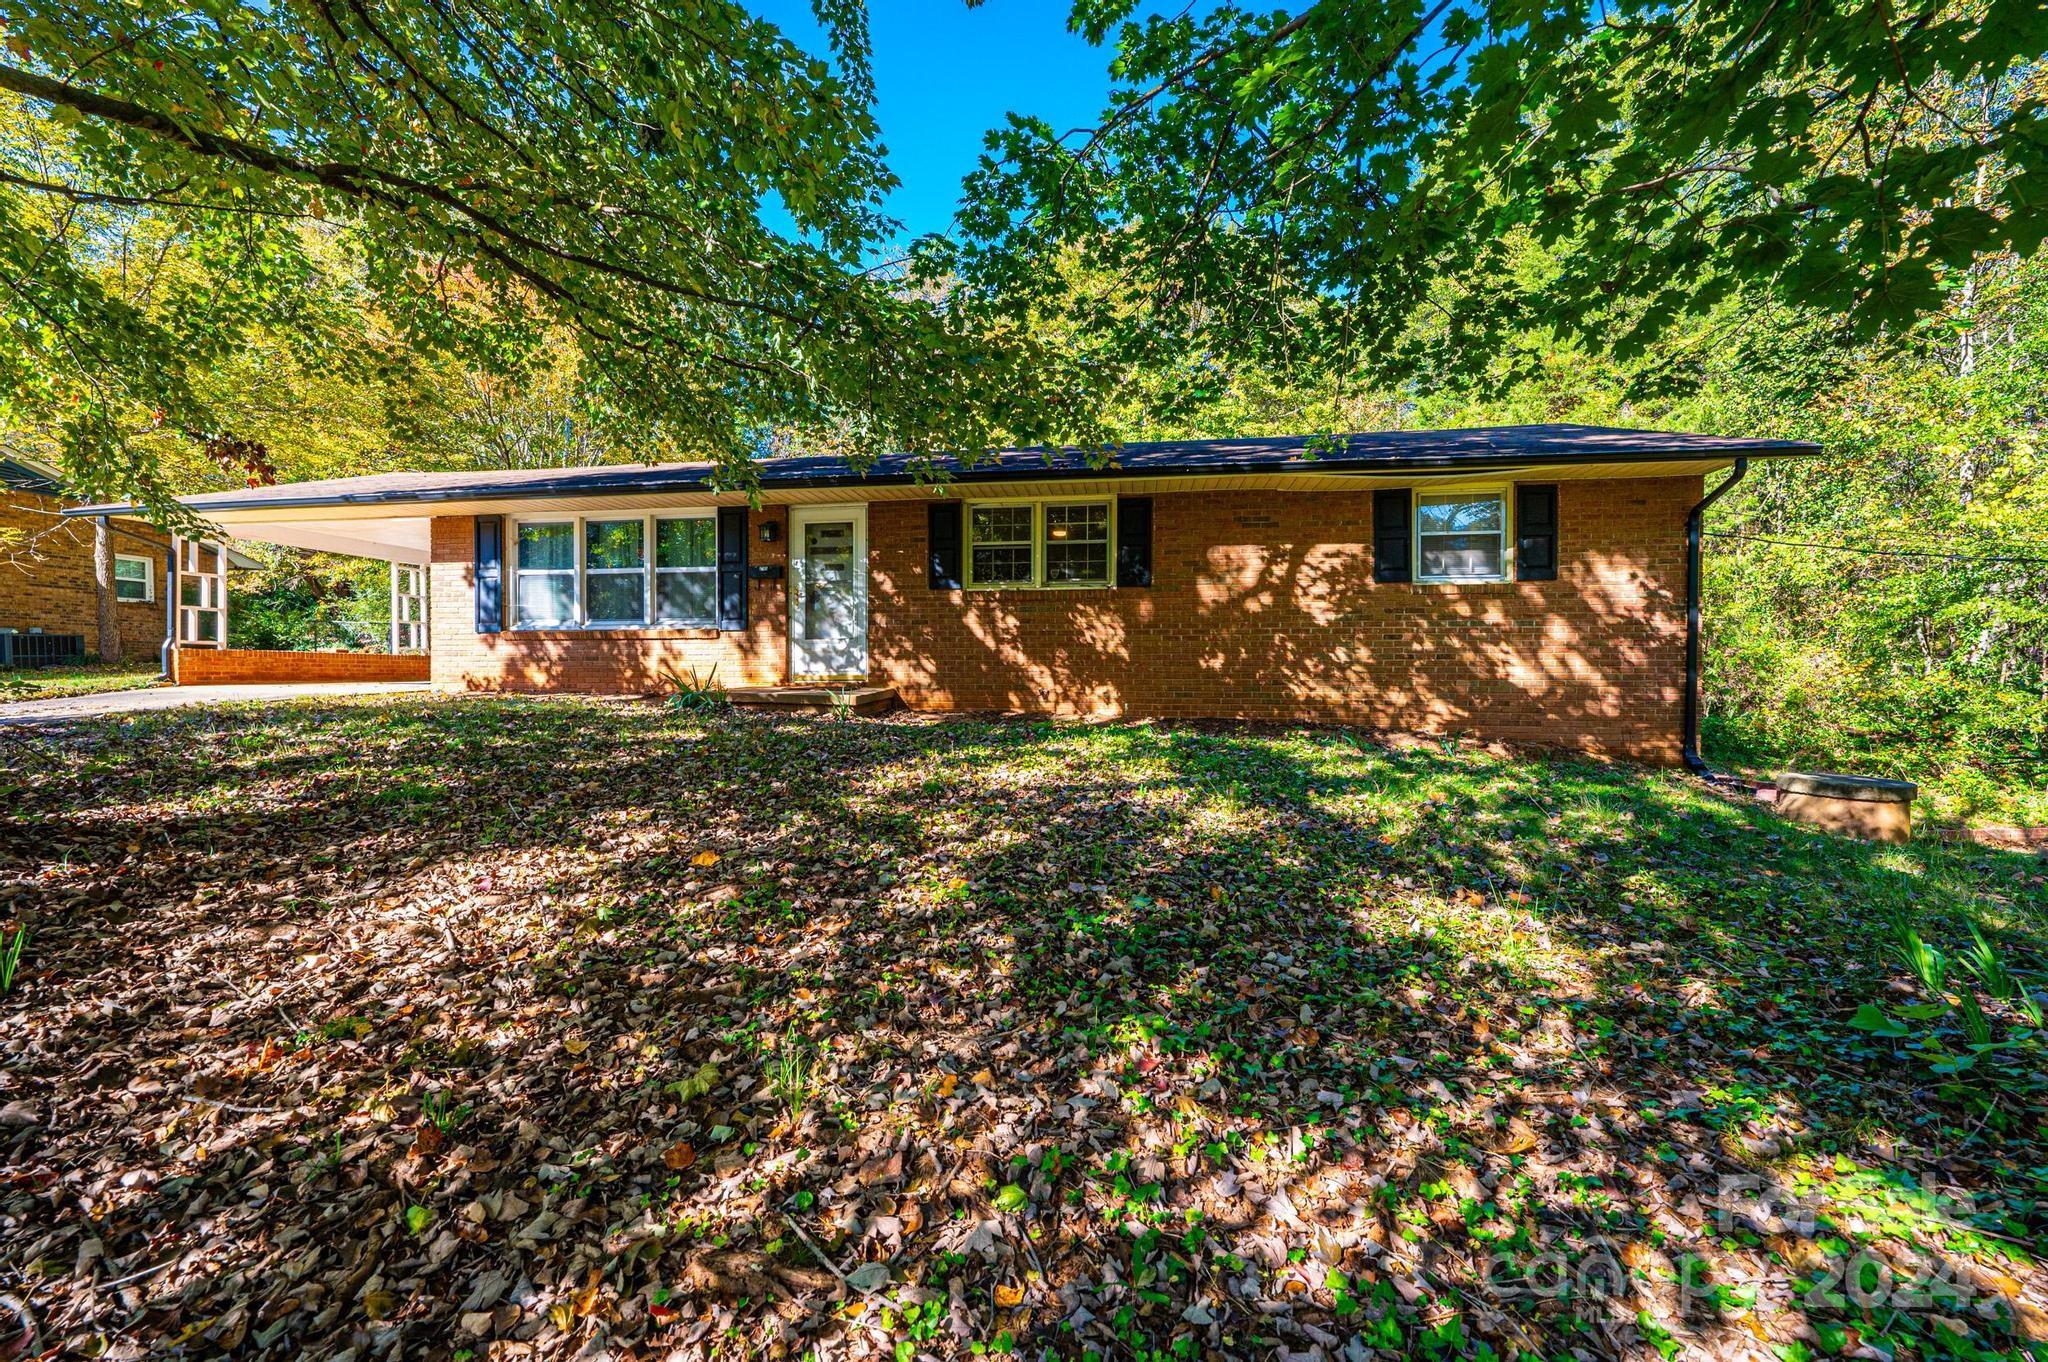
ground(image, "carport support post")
xmin=170 ymin=535 xmax=229 ymax=651
xmin=387 ymin=561 xmax=425 ymax=653
xmin=162 ymin=538 xmax=177 ymax=680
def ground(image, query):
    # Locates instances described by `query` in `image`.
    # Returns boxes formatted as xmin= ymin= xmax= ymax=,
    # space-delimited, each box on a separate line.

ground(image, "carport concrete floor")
xmin=0 ymin=681 xmax=436 ymax=726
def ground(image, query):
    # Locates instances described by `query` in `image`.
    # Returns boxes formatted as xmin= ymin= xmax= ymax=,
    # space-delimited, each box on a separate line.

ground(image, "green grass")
xmin=0 ymin=658 xmax=161 ymax=702
xmin=2 ymin=696 xmax=2042 ymax=1361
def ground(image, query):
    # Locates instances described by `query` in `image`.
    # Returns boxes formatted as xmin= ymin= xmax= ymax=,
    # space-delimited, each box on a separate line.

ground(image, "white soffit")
xmin=219 ymin=517 xmax=432 ymax=564
xmin=190 ymin=458 xmax=1736 ymax=533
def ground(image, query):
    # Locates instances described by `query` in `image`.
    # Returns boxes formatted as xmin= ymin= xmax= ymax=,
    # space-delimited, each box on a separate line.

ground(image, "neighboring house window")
xmin=966 ymin=499 xmax=1114 ymax=589
xmin=113 ymin=553 xmax=154 ymax=603
xmin=655 ymin=516 xmax=716 ymax=625
xmin=515 ymin=521 xmax=577 ymax=627
xmin=1415 ymin=490 xmax=1510 ymax=582
xmin=513 ymin=511 xmax=719 ymax=628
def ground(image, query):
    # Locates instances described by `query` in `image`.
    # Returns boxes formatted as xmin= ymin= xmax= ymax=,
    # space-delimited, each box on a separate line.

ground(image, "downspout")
xmin=83 ymin=508 xmax=180 ymax=680
xmin=1682 ymin=456 xmax=1749 ymax=775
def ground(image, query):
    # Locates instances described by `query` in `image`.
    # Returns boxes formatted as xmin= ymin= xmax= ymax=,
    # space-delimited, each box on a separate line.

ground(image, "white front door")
xmin=789 ymin=505 xmax=867 ymax=679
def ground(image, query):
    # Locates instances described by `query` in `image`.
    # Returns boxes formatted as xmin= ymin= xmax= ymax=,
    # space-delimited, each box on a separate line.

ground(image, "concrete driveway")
xmin=0 ymin=681 xmax=436 ymax=727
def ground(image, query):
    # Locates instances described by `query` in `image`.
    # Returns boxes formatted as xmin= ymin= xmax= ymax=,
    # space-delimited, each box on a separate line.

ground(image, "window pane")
xmin=1046 ymin=543 xmax=1109 ymax=584
xmin=586 ymin=572 xmax=646 ymax=623
xmin=1045 ymin=503 xmax=1109 ymax=543
xmin=971 ymin=505 xmax=1032 ymax=544
xmin=585 ymin=518 xmax=644 ymax=570
xmin=114 ymin=558 xmax=149 ymax=601
xmin=517 ymin=572 xmax=575 ymax=626
xmin=971 ymin=546 xmax=1033 ymax=584
xmin=656 ymin=517 xmax=715 ymax=568
xmin=1419 ymin=534 xmax=1504 ymax=579
xmin=657 ymin=570 xmax=715 ymax=624
xmin=1417 ymin=494 xmax=1504 ymax=535
xmin=519 ymin=522 xmax=574 ymax=570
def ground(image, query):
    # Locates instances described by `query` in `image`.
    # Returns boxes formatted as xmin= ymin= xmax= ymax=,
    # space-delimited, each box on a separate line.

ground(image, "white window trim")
xmin=964 ymin=497 xmax=1117 ymax=591
xmin=510 ymin=509 xmax=719 ymax=630
xmin=512 ymin=518 xmax=578 ymax=629
xmin=1413 ymin=486 xmax=1514 ymax=585
xmin=113 ymin=552 xmax=155 ymax=604
xmin=582 ymin=515 xmax=651 ymax=627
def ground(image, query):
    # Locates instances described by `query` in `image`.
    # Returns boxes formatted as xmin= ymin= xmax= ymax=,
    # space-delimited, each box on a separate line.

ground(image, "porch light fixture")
xmin=759 ymin=522 xmax=781 ymax=543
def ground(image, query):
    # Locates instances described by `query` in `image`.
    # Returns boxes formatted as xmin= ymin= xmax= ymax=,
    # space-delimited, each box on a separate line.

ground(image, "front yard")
xmin=1 ymin=698 xmax=2042 ymax=1361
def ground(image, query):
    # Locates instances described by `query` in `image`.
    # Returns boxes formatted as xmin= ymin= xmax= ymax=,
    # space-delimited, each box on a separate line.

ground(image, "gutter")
xmin=1682 ymin=456 xmax=1749 ymax=776
xmin=58 ymin=440 xmax=1823 ymax=519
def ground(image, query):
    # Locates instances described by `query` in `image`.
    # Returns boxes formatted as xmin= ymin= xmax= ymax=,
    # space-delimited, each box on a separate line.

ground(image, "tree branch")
xmin=0 ymin=62 xmax=813 ymax=328
xmin=0 ymin=166 xmax=315 ymax=218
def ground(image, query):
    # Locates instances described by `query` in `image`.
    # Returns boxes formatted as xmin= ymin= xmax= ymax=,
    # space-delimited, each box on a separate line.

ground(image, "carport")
xmin=136 ymin=518 xmax=428 ymax=686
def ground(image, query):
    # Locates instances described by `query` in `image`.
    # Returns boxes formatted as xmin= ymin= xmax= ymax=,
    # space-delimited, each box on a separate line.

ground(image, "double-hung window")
xmin=515 ymin=522 xmax=577 ymax=627
xmin=512 ymin=512 xmax=720 ymax=628
xmin=654 ymin=516 xmax=717 ymax=625
xmin=1415 ymin=491 xmax=1509 ymax=582
xmin=966 ymin=499 xmax=1114 ymax=589
xmin=583 ymin=518 xmax=647 ymax=625
xmin=968 ymin=505 xmax=1035 ymax=587
xmin=1044 ymin=503 xmax=1111 ymax=584
xmin=113 ymin=553 xmax=154 ymax=602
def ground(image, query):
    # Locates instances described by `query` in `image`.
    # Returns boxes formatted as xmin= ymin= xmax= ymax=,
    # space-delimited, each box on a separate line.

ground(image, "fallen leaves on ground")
xmin=1 ymin=696 xmax=2043 ymax=1361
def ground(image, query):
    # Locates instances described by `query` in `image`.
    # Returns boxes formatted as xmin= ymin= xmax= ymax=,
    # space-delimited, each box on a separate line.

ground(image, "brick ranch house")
xmin=68 ymin=425 xmax=1818 ymax=764
xmin=1 ymin=455 xmax=172 ymax=664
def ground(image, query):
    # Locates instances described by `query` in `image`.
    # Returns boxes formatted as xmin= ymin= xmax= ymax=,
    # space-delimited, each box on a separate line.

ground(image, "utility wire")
xmin=1723 ymin=520 xmax=2048 ymax=548
xmin=1705 ymin=530 xmax=2048 ymax=566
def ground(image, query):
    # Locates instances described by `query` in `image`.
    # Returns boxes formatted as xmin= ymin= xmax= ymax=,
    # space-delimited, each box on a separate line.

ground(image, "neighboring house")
xmin=0 ymin=455 xmax=169 ymax=664
xmin=67 ymin=425 xmax=1819 ymax=763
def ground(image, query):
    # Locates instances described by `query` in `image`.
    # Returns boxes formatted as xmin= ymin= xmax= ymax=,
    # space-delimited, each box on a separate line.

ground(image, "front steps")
xmin=726 ymin=684 xmax=899 ymax=716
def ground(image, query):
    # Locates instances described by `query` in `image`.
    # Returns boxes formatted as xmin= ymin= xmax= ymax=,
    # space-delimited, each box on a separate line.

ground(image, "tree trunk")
xmin=93 ymin=516 xmax=120 ymax=663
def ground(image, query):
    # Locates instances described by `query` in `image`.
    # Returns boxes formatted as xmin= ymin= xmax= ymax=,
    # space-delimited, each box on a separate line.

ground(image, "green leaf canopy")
xmin=931 ymin=1 xmax=2048 ymax=399
xmin=0 ymin=0 xmax=1075 ymax=513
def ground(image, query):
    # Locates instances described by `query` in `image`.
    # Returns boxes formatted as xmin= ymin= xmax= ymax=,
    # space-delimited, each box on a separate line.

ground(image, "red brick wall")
xmin=424 ymin=479 xmax=1698 ymax=762
xmin=0 ymin=491 xmax=168 ymax=662
xmin=427 ymin=511 xmax=789 ymax=693
xmin=869 ymin=477 xmax=1699 ymax=763
xmin=172 ymin=648 xmax=431 ymax=685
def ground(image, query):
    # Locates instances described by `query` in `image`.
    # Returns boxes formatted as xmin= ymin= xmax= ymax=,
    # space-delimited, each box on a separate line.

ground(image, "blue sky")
xmin=750 ymin=0 xmax=1126 ymax=245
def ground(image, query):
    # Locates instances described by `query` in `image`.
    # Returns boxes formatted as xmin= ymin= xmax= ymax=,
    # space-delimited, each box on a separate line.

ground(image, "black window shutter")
xmin=1516 ymin=484 xmax=1559 ymax=581
xmin=1372 ymin=489 xmax=1411 ymax=583
xmin=474 ymin=514 xmax=503 ymax=633
xmin=927 ymin=500 xmax=963 ymax=590
xmin=1116 ymin=496 xmax=1153 ymax=587
xmin=716 ymin=506 xmax=748 ymax=630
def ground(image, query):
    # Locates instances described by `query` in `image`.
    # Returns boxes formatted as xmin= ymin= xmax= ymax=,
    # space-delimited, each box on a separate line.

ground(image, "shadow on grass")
xmin=1 ymin=698 xmax=2042 ymax=1360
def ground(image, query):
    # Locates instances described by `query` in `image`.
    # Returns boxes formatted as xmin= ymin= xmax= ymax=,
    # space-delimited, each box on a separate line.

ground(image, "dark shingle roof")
xmin=66 ymin=424 xmax=1819 ymax=517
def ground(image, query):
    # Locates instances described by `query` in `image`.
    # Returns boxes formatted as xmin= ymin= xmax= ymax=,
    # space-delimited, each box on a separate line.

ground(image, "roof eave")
xmin=63 ymin=439 xmax=1823 ymax=519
